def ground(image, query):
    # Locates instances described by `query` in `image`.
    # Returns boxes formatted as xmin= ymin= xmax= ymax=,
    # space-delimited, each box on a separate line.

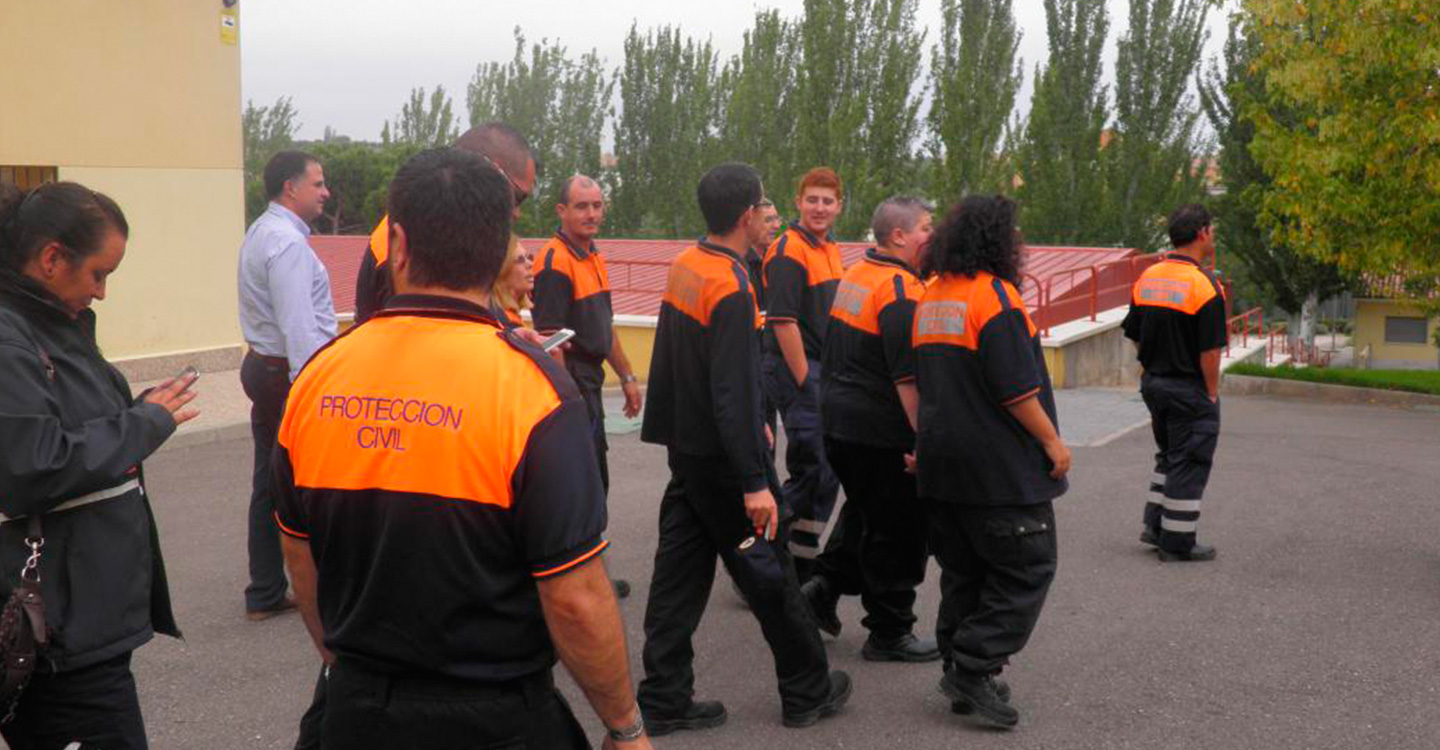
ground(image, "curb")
xmin=1221 ymin=374 xmax=1440 ymax=409
xmin=157 ymin=420 xmax=251 ymax=454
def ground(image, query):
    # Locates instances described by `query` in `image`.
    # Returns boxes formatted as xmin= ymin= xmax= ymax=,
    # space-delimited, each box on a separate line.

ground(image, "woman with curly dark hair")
xmin=911 ymin=194 xmax=1070 ymax=729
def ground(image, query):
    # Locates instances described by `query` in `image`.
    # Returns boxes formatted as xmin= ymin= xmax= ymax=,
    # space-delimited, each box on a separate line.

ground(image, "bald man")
xmin=532 ymin=175 xmax=639 ymax=598
xmin=352 ymin=122 xmax=537 ymax=322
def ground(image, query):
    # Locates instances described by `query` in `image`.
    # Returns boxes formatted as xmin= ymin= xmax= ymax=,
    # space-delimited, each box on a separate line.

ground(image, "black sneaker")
xmin=1158 ymin=543 xmax=1217 ymax=562
xmin=644 ymin=700 xmax=727 ymax=736
xmin=939 ymin=670 xmax=1019 ymax=728
xmin=862 ymin=633 xmax=942 ymax=663
xmin=612 ymin=579 xmax=631 ymax=598
xmin=782 ymin=671 xmax=853 ymax=728
xmin=1140 ymin=528 xmax=1159 ymax=547
xmin=800 ymin=578 xmax=842 ymax=637
xmin=948 ymin=677 xmax=1011 ymax=714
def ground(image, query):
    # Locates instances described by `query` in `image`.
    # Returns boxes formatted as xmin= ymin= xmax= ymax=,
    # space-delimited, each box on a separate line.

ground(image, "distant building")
xmin=0 ymin=2 xmax=244 ymax=378
xmin=1352 ymin=275 xmax=1439 ymax=370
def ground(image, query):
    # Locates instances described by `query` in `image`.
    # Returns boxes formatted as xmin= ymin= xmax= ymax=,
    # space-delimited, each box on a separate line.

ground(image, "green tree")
xmin=926 ymin=0 xmax=1023 ymax=202
xmin=1014 ymin=0 xmax=1111 ymax=245
xmin=794 ymin=0 xmax=927 ymax=239
xmin=1242 ymin=0 xmax=1440 ymax=304
xmin=383 ymin=86 xmax=458 ymax=147
xmin=1199 ymin=18 xmax=1347 ymax=345
xmin=610 ymin=24 xmax=725 ymax=237
xmin=467 ymin=30 xmax=612 ymax=236
xmin=304 ymin=141 xmax=391 ymax=235
xmin=1106 ymin=0 xmax=1211 ymax=252
xmin=717 ymin=10 xmax=802 ymax=208
xmin=241 ymin=97 xmax=299 ymax=224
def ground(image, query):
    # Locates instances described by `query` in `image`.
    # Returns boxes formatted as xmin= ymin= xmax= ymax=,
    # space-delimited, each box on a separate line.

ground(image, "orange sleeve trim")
xmin=1001 ymin=387 xmax=1041 ymax=406
xmin=766 ymin=315 xmax=798 ymax=323
xmin=893 ymin=375 xmax=917 ymax=384
xmin=533 ymin=539 xmax=610 ymax=579
xmin=274 ymin=511 xmax=310 ymax=540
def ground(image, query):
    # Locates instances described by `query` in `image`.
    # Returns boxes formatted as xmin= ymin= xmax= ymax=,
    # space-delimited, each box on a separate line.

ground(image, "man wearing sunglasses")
xmin=352 ymin=122 xmax=536 ymax=323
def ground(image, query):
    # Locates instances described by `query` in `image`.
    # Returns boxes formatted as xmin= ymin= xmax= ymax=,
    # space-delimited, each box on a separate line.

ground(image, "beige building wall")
xmin=1353 ymin=299 xmax=1439 ymax=370
xmin=0 ymin=1 xmax=244 ymax=364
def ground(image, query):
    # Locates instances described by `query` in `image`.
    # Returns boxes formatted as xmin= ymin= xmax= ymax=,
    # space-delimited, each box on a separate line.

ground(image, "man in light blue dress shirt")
xmin=236 ymin=150 xmax=334 ymax=621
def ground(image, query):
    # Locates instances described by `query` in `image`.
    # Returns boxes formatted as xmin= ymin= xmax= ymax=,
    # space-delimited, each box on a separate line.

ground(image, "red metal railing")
xmin=1226 ymin=307 xmax=1266 ymax=362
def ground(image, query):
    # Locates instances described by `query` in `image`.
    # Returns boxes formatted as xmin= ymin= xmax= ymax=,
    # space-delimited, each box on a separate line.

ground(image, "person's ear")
xmin=36 ymin=242 xmax=66 ymax=278
xmin=389 ymin=222 xmax=409 ymax=278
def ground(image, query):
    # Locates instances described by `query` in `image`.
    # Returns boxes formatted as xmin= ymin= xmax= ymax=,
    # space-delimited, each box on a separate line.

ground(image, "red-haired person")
xmin=760 ymin=167 xmax=846 ymax=576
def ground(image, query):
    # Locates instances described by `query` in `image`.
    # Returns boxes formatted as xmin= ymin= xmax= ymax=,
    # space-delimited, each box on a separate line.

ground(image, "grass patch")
xmin=1227 ymin=363 xmax=1440 ymax=396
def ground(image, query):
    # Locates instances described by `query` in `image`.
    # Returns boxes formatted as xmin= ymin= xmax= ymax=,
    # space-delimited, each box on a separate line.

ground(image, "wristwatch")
xmin=607 ymin=708 xmax=645 ymax=743
xmin=620 ymin=374 xmax=639 ymax=385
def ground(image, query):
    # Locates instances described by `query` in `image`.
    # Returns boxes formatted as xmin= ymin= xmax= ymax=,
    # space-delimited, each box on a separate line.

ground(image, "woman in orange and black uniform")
xmin=493 ymin=236 xmax=534 ymax=329
xmin=912 ymin=195 xmax=1071 ymax=730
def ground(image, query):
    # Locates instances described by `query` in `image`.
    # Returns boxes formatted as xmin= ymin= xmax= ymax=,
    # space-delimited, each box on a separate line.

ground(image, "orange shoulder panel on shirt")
xmin=1131 ymin=260 xmax=1216 ymax=315
xmin=830 ymin=258 xmax=913 ymax=335
xmin=913 ymin=271 xmax=1033 ymax=349
xmin=540 ymin=237 xmax=610 ymax=300
xmin=661 ymin=245 xmax=751 ymax=328
xmin=369 ymin=216 xmax=390 ymax=264
xmin=278 ymin=316 xmax=562 ymax=509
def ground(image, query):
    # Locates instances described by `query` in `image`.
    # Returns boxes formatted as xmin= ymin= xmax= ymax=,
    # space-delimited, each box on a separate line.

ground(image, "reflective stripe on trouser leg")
xmin=1160 ymin=498 xmax=1200 ymax=550
xmin=1144 ymin=473 xmax=1166 ymax=533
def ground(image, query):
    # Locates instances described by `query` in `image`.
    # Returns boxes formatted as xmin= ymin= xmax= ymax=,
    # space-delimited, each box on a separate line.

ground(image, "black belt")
xmin=246 ymin=351 xmax=288 ymax=367
xmin=332 ymin=658 xmax=555 ymax=705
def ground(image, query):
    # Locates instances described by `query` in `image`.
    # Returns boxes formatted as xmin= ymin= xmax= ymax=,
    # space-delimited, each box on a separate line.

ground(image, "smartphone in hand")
xmin=541 ymin=328 xmax=576 ymax=353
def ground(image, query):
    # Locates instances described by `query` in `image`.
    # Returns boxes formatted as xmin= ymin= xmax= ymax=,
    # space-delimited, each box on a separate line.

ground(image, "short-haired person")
xmin=494 ymin=235 xmax=535 ymax=328
xmin=0 ymin=181 xmax=196 ymax=748
xmin=274 ymin=149 xmax=650 ymax=749
xmin=236 ymin=150 xmax=334 ymax=622
xmin=761 ymin=167 xmax=847 ymax=576
xmin=800 ymin=197 xmax=939 ymax=663
xmin=532 ymin=175 xmax=642 ymax=597
xmin=639 ymin=163 xmax=851 ymax=733
xmin=745 ymin=198 xmax=782 ymax=310
xmin=352 ymin=122 xmax=536 ymax=323
xmin=1123 ymin=204 xmax=1227 ymax=562
xmin=913 ymin=195 xmax=1071 ymax=728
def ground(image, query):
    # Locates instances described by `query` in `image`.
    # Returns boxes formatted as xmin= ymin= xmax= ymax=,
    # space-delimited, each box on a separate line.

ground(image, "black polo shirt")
xmin=913 ymin=272 xmax=1068 ymax=506
xmin=762 ymin=223 xmax=845 ymax=361
xmin=532 ymin=230 xmax=615 ymax=391
xmin=641 ymin=241 xmax=769 ymax=493
xmin=273 ymin=295 xmax=608 ymax=681
xmin=821 ymin=250 xmax=924 ymax=451
xmin=1121 ymin=254 xmax=1228 ymax=382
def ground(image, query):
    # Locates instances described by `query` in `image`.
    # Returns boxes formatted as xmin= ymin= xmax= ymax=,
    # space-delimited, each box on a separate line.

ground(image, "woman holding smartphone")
xmin=0 ymin=181 xmax=198 ymax=748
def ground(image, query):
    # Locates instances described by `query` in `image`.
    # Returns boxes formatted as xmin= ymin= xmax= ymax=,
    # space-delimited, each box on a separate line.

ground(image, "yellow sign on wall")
xmin=220 ymin=0 xmax=238 ymax=45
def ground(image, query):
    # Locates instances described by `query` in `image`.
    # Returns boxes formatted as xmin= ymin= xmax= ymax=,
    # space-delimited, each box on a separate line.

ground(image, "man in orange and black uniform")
xmin=762 ymin=167 xmax=847 ymax=577
xmin=639 ymin=163 xmax=851 ymax=734
xmin=800 ymin=197 xmax=939 ymax=663
xmin=273 ymin=149 xmax=652 ymax=749
xmin=532 ymin=175 xmax=642 ymax=598
xmin=352 ymin=122 xmax=536 ymax=324
xmin=1122 ymin=203 xmax=1228 ymax=562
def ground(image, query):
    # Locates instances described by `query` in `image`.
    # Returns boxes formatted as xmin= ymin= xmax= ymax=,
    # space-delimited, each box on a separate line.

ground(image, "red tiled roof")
xmin=1355 ymin=272 xmax=1440 ymax=301
xmin=309 ymin=235 xmax=1136 ymax=319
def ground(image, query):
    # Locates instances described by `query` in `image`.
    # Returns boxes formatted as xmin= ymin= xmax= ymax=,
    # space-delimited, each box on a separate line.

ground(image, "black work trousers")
xmin=320 ymin=660 xmax=588 ymax=749
xmin=578 ymin=383 xmax=610 ymax=495
xmin=1140 ymin=374 xmax=1220 ymax=552
xmin=930 ymin=502 xmax=1057 ymax=676
xmin=812 ymin=438 xmax=929 ymax=639
xmin=762 ymin=354 xmax=840 ymax=576
xmin=240 ymin=351 xmax=290 ymax=612
xmin=1 ymin=652 xmax=147 ymax=750
xmin=639 ymin=451 xmax=831 ymax=717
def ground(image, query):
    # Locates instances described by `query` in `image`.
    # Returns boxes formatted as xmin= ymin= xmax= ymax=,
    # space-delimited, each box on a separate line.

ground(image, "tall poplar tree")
xmin=718 ymin=11 xmax=801 ymax=209
xmin=383 ymin=86 xmax=458 ymax=148
xmin=1106 ymin=0 xmax=1211 ymax=251
xmin=610 ymin=24 xmax=725 ymax=237
xmin=466 ymin=30 xmax=612 ymax=236
xmin=1014 ymin=0 xmax=1110 ymax=245
xmin=926 ymin=0 xmax=1023 ymax=202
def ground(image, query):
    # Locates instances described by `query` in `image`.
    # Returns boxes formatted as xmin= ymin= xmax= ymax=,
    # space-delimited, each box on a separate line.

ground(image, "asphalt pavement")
xmin=113 ymin=394 xmax=1440 ymax=750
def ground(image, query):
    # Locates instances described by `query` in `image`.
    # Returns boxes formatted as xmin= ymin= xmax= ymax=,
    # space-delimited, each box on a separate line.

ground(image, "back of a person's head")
xmin=796 ymin=167 xmax=843 ymax=201
xmin=871 ymin=196 xmax=933 ymax=247
xmin=1167 ymin=203 xmax=1211 ymax=248
xmin=928 ymin=194 xmax=1022 ymax=287
xmin=0 ymin=181 xmax=128 ymax=273
xmin=263 ymin=150 xmax=318 ymax=200
xmin=388 ymin=148 xmax=512 ymax=292
xmin=697 ymin=164 xmax=763 ymax=236
xmin=454 ymin=122 xmax=536 ymax=182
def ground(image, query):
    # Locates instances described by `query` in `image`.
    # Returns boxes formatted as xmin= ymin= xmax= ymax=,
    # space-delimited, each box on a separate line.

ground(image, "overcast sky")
xmin=240 ymin=0 xmax=1234 ymax=143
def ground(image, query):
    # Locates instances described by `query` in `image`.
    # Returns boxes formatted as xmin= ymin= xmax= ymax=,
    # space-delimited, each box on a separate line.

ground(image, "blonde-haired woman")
xmin=493 ymin=235 xmax=534 ymax=329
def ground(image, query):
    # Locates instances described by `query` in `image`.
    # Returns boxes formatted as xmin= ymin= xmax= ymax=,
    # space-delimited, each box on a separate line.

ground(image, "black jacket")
xmin=0 ymin=270 xmax=180 ymax=672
